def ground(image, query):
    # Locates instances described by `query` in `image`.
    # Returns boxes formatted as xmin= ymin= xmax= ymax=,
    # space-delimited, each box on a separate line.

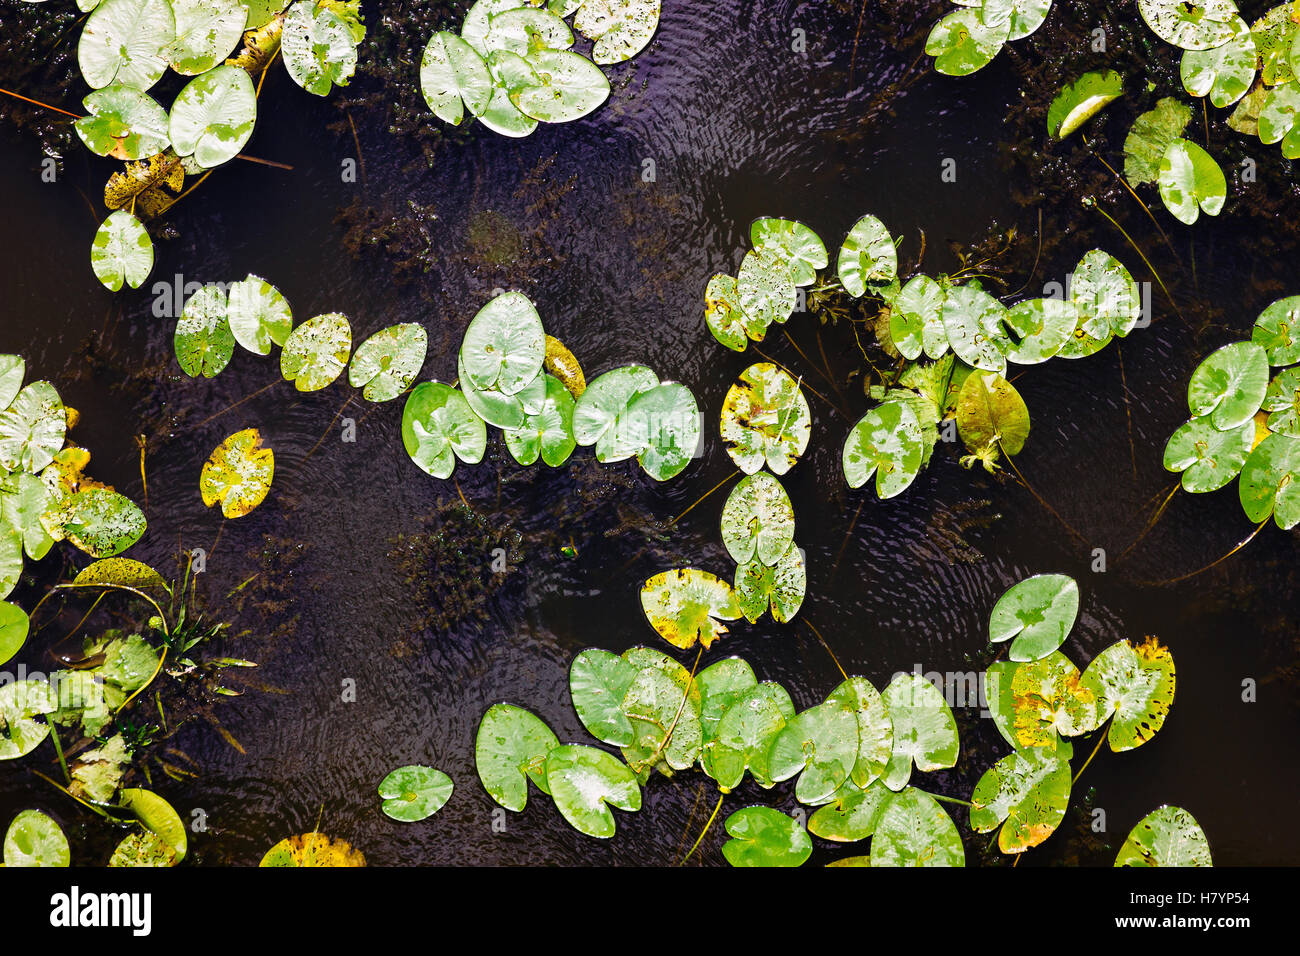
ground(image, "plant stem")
xmin=668 ymin=469 xmax=738 ymax=527
xmin=679 ymin=792 xmax=726 ymax=865
xmin=1090 ymin=201 xmax=1180 ymax=320
xmin=48 ymin=724 xmax=71 ymax=785
xmin=1137 ymin=519 xmax=1269 ymax=587
xmin=804 ymin=619 xmax=848 ymax=681
xmin=920 ymin=790 xmax=975 ymax=809
xmin=0 ymin=87 xmax=80 ymax=118
xmin=1073 ymin=728 xmax=1109 ymax=785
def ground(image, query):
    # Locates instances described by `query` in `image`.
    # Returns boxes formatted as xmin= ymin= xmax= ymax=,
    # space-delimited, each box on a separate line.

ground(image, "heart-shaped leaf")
xmin=281 ymin=313 xmax=352 ymax=391
xmin=842 ymin=400 xmax=924 ymax=499
xmin=989 ymin=573 xmax=1079 ymax=662
xmin=200 ymin=428 xmax=274 ymax=518
xmin=970 ymin=748 xmax=1072 ymax=853
xmin=348 ymin=323 xmax=428 ymax=402
xmin=1080 ymin=637 xmax=1176 ymax=752
xmin=1115 ymin=805 xmax=1212 ymax=866
xmin=722 ymin=806 xmax=811 ymax=867
xmin=720 ymin=472 xmax=795 ymax=566
xmin=881 ymin=673 xmax=960 ymax=791
xmin=475 ymin=703 xmax=558 ymax=812
xmin=174 ymin=283 xmax=236 ymax=378
xmin=401 ymin=382 xmax=487 ymax=480
xmin=640 ymin=568 xmax=742 ymax=650
xmin=169 ymin=64 xmax=257 ymax=169
xmin=91 ymin=210 xmax=153 ymax=292
xmin=378 ymin=765 xmax=454 ymax=822
xmin=545 ymin=744 xmax=641 ymax=838
xmin=720 ymin=363 xmax=810 ymax=476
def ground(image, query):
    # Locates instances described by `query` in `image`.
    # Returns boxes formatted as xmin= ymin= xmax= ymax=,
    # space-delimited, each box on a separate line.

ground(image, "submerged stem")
xmin=804 ymin=619 xmax=849 ymax=681
xmin=1138 ymin=520 xmax=1269 ymax=587
xmin=1072 ymin=727 xmax=1109 ymax=785
xmin=668 ymin=469 xmax=738 ymax=527
xmin=680 ymin=792 xmax=726 ymax=865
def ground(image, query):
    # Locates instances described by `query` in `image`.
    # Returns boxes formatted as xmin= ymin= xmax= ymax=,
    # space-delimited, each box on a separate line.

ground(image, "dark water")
xmin=1 ymin=0 xmax=1297 ymax=866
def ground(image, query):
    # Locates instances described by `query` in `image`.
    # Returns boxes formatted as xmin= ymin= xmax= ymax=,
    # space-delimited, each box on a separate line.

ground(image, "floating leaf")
xmin=720 ymin=472 xmax=794 ymax=566
xmin=484 ymin=7 xmax=572 ymax=56
xmin=401 ymin=382 xmax=487 ymax=480
xmin=281 ymin=313 xmax=352 ymax=391
xmin=513 ymin=50 xmax=610 ymax=122
xmin=1115 ymin=806 xmax=1212 ymax=866
xmin=1239 ymin=432 xmax=1300 ymax=528
xmin=109 ymin=829 xmax=176 ymax=867
xmin=544 ymin=335 xmax=585 ymax=398
xmin=1163 ymin=415 xmax=1254 ymax=492
xmin=980 ymin=0 xmax=1052 ymax=41
xmin=119 ymin=787 xmax=187 ymax=862
xmin=640 ymin=568 xmax=742 ymax=650
xmin=623 ymin=382 xmax=701 ymax=481
xmin=704 ymin=274 xmax=749 ymax=351
xmin=168 ymin=0 xmax=248 ymax=74
xmin=620 ymin=665 xmax=702 ymax=773
xmin=808 ymin=778 xmax=895 ymax=842
xmin=988 ymin=652 xmax=1099 ymax=752
xmin=2 ymin=471 xmax=56 ymax=560
xmin=420 ymin=31 xmax=493 ymax=124
xmin=703 ymin=682 xmax=794 ymax=790
xmin=174 ymin=283 xmax=236 ymax=378
xmin=1047 ymin=69 xmax=1124 ymax=138
xmin=1158 ymin=139 xmax=1228 ymax=225
xmin=570 ymin=649 xmax=639 ymax=746
xmin=1187 ymin=341 xmax=1269 ymax=429
xmin=842 ymin=400 xmax=924 ymax=499
xmin=881 ymin=673 xmax=959 ymax=791
xmin=1072 ymin=249 xmax=1143 ymax=341
xmin=348 ymin=323 xmax=427 ymax=402
xmin=0 ymin=381 xmax=65 ymax=473
xmin=378 ymin=765 xmax=454 ymax=822
xmin=475 ymin=703 xmax=558 ymax=812
xmin=260 ymin=832 xmax=366 ymax=866
xmin=75 ymin=84 xmax=169 ymax=160
xmin=734 ymin=544 xmax=805 ymax=624
xmin=3 ymin=810 xmax=69 ymax=867
xmin=1004 ymin=297 xmax=1077 ymax=364
xmin=1252 ymin=295 xmax=1300 ymax=365
xmin=768 ymin=698 xmax=859 ymax=805
xmin=722 ymin=807 xmax=811 ymax=867
xmin=751 ymin=218 xmax=827 ymax=287
xmin=460 ymin=292 xmax=546 ymax=396
xmin=282 ymin=0 xmax=357 ymax=95
xmin=872 ymin=787 xmax=965 ymax=867
xmin=696 ymin=657 xmax=758 ymax=742
xmin=956 ymin=372 xmax=1030 ymax=458
xmin=573 ymin=0 xmax=660 ymax=65
xmin=736 ymin=247 xmax=796 ymax=331
xmin=1181 ymin=29 xmax=1256 ymax=107
xmin=924 ymin=8 xmax=1006 ymax=77
xmin=0 ymin=601 xmax=29 ymax=667
xmin=989 ymin=573 xmax=1079 ymax=662
xmin=719 ymin=363 xmax=810 ymax=475
xmin=0 ymin=680 xmax=54 ymax=760
xmin=573 ymin=364 xmax=658 ymax=447
xmin=942 ymin=285 xmax=1011 ymax=373
xmin=1264 ymin=367 xmax=1300 ymax=436
xmin=478 ymin=52 xmax=540 ymax=136
xmin=545 ymin=744 xmax=641 ymax=838
xmin=0 ymin=355 xmax=23 ymax=412
xmin=889 ymin=275 xmax=948 ymax=361
xmin=1137 ymin=0 xmax=1246 ymax=51
xmin=838 ymin=214 xmax=897 ymax=296
xmin=503 ymin=374 xmax=576 ymax=467
xmin=827 ymin=677 xmax=893 ymax=789
xmin=1124 ymin=97 xmax=1193 ymax=185
xmin=1258 ymin=75 xmax=1300 ymax=158
xmin=78 ymin=0 xmax=175 ymax=91
xmin=72 ymin=557 xmax=169 ymax=592
xmin=200 ymin=428 xmax=273 ymax=518
xmin=168 ymin=65 xmax=257 ymax=168
xmin=970 ymin=748 xmax=1071 ymax=853
xmin=226 ymin=274 xmax=293 ymax=355
xmin=1081 ymin=637 xmax=1176 ymax=752
xmin=91 ymin=210 xmax=153 ymax=292
xmin=43 ymin=488 xmax=146 ymax=558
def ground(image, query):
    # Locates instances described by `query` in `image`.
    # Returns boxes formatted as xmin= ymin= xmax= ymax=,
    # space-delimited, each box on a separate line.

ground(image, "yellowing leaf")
xmin=200 ymin=428 xmax=274 ymax=518
xmin=259 ymin=832 xmax=366 ymax=867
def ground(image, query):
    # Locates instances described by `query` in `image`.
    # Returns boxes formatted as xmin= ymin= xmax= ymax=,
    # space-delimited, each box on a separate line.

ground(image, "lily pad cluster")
xmin=2 ymin=356 xmax=147 ymax=665
xmin=1163 ymin=296 xmax=1300 ymax=529
xmin=3 ymin=784 xmax=188 ymax=867
xmin=1123 ymin=97 xmax=1228 ymax=225
xmin=403 ymin=291 xmax=700 ymax=481
xmin=48 ymin=0 xmax=366 ymax=290
xmin=924 ymin=0 xmax=1054 ymax=76
xmin=419 ymin=0 xmax=660 ymax=137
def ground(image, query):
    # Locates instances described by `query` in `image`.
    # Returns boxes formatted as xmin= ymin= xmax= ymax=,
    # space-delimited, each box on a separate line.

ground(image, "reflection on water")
xmin=0 ymin=0 xmax=1297 ymax=865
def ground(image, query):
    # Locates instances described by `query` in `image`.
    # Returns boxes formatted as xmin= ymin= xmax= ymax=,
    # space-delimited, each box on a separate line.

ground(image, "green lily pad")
xmin=768 ymin=698 xmax=859 ymax=805
xmin=703 ymin=682 xmax=794 ymax=790
xmin=484 ymin=6 xmax=572 ymax=56
xmin=475 ymin=703 xmax=558 ymax=812
xmin=168 ymin=0 xmax=247 ymax=74
xmin=421 ymin=31 xmax=493 ymax=124
xmin=880 ymin=673 xmax=960 ymax=791
xmin=1115 ymin=805 xmax=1212 ymax=866
xmin=842 ymin=400 xmax=924 ymax=499
xmin=736 ymin=247 xmax=796 ymax=331
xmin=545 ymin=744 xmax=641 ymax=838
xmin=1163 ymin=415 xmax=1254 ymax=492
xmin=401 ymin=381 xmax=487 ymax=480
xmin=0 ymin=600 xmax=29 ymax=667
xmin=925 ymin=8 xmax=1007 ymax=77
xmin=722 ymin=806 xmax=811 ymax=867
xmin=942 ymin=285 xmax=1011 ymax=373
xmin=720 ymin=363 xmax=810 ymax=475
xmin=1158 ymin=139 xmax=1228 ymax=225
xmin=226 ymin=274 xmax=293 ymax=356
xmin=175 ymin=283 xmax=236 ymax=378
xmin=1081 ymin=637 xmax=1176 ymax=752
xmin=1138 ymin=0 xmax=1246 ymax=51
xmin=640 ymin=568 xmax=742 ymax=650
xmin=827 ymin=676 xmax=893 ymax=788
xmin=91 ymin=210 xmax=153 ymax=293
xmin=0 ymin=355 xmax=23 ymax=412
xmin=721 ymin=472 xmax=794 ymax=566
xmin=72 ymin=557 xmax=169 ymax=592
xmin=461 ymin=292 xmax=546 ymax=396
xmin=42 ymin=488 xmax=146 ymax=558
xmin=696 ymin=657 xmax=758 ymax=742
xmin=281 ymin=313 xmax=352 ymax=391
xmin=980 ymin=0 xmax=1052 ymax=41
xmin=168 ymin=65 xmax=257 ymax=169
xmin=838 ymin=214 xmax=898 ymax=297
xmin=889 ymin=275 xmax=948 ymax=361
xmin=1252 ymin=295 xmax=1300 ymax=365
xmin=808 ymin=778 xmax=895 ymax=842
xmin=573 ymin=0 xmax=660 ymax=65
xmin=75 ymin=84 xmax=169 ymax=160
xmin=734 ymin=543 xmax=805 ymax=624
xmin=620 ymin=382 xmax=701 ymax=480
xmin=1047 ymin=69 xmax=1124 ymax=138
xmin=3 ymin=810 xmax=70 ymax=867
xmin=348 ymin=323 xmax=428 ymax=402
xmin=0 ymin=381 xmax=65 ymax=473
xmin=1264 ymin=367 xmax=1300 ymax=437
xmin=119 ymin=787 xmax=187 ymax=861
xmin=872 ymin=787 xmax=965 ymax=866
xmin=956 ymin=372 xmax=1030 ymax=457
xmin=570 ymin=649 xmax=639 ymax=746
xmin=1004 ymin=297 xmax=1077 ymax=364
xmin=0 ymin=529 xmax=18 ymax=603
xmin=282 ymin=0 xmax=358 ymax=95
xmin=513 ymin=50 xmax=609 ymax=122
xmin=1187 ymin=341 xmax=1269 ymax=429
xmin=1239 ymin=432 xmax=1300 ymax=528
xmin=989 ymin=573 xmax=1079 ymax=662
xmin=2 ymin=471 xmax=56 ymax=560
xmin=750 ymin=218 xmax=827 ymax=287
xmin=1124 ymin=97 xmax=1193 ymax=185
xmin=478 ymin=54 xmax=540 ymax=136
xmin=0 ymin=680 xmax=54 ymax=760
xmin=619 ymin=665 xmax=702 ymax=774
xmin=704 ymin=274 xmax=750 ymax=351
xmin=78 ymin=0 xmax=175 ymax=91
xmin=1181 ymin=29 xmax=1256 ymax=107
xmin=1073 ymin=249 xmax=1143 ymax=340
xmin=378 ymin=765 xmax=454 ymax=822
xmin=200 ymin=428 xmax=274 ymax=518
xmin=573 ymin=365 xmax=658 ymax=447
xmin=970 ymin=748 xmax=1071 ymax=853
xmin=1258 ymin=77 xmax=1300 ymax=158
xmin=503 ymin=374 xmax=576 ymax=467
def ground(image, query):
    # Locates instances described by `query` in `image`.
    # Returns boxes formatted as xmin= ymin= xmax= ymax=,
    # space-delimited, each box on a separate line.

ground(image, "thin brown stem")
xmin=804 ymin=619 xmax=849 ymax=681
